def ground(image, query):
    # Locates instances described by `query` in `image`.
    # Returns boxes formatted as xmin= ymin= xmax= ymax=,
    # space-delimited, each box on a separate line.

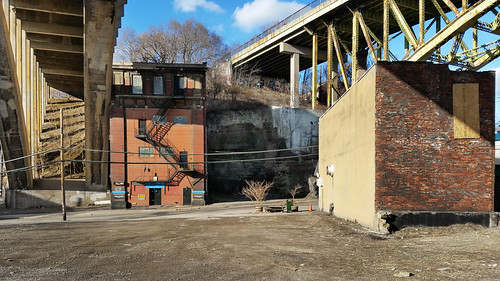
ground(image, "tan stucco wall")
xmin=318 ymin=68 xmax=377 ymax=229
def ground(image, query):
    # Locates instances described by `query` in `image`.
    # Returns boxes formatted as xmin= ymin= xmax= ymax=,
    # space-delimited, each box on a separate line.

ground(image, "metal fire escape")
xmin=135 ymin=101 xmax=201 ymax=185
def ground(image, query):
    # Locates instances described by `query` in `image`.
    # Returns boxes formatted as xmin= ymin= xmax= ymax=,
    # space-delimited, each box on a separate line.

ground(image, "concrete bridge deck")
xmin=0 ymin=0 xmax=126 ymax=207
xmin=231 ymin=0 xmax=500 ymax=108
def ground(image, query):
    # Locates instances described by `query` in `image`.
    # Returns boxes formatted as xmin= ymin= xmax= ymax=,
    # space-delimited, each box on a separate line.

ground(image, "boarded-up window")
xmin=124 ymin=72 xmax=131 ymax=86
xmin=154 ymin=76 xmax=163 ymax=95
xmin=139 ymin=147 xmax=154 ymax=158
xmin=193 ymin=75 xmax=202 ymax=96
xmin=132 ymin=74 xmax=143 ymax=94
xmin=453 ymin=83 xmax=480 ymax=138
xmin=113 ymin=72 xmax=123 ymax=85
xmin=173 ymin=115 xmax=188 ymax=125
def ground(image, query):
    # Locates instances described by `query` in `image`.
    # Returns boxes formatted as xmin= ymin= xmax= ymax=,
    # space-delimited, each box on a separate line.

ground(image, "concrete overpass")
xmin=0 ymin=0 xmax=125 ymax=205
xmin=231 ymin=0 xmax=500 ymax=108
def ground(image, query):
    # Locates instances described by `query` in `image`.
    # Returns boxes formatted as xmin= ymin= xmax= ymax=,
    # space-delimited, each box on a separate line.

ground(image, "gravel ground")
xmin=0 ymin=202 xmax=499 ymax=280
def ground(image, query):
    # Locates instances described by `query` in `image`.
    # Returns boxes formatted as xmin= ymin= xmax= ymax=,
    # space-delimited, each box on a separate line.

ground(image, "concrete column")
xmin=29 ymin=47 xmax=34 ymax=159
xmin=327 ymin=24 xmax=339 ymax=106
xmin=15 ymin=18 xmax=20 ymax=82
xmin=84 ymin=0 xmax=116 ymax=191
xmin=0 ymin=7 xmax=30 ymax=192
xmin=21 ymin=29 xmax=26 ymax=123
xmin=383 ymin=0 xmax=389 ymax=61
xmin=312 ymin=31 xmax=318 ymax=110
xmin=351 ymin=12 xmax=359 ymax=83
xmin=327 ymin=25 xmax=333 ymax=107
xmin=290 ymin=52 xmax=299 ymax=108
xmin=356 ymin=47 xmax=368 ymax=80
xmin=9 ymin=3 xmax=15 ymax=56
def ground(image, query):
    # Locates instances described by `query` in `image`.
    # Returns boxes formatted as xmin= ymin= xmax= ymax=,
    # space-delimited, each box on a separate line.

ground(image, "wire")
xmin=0 ymin=147 xmax=318 ymax=175
xmin=64 ymin=145 xmax=318 ymax=156
xmin=70 ymin=153 xmax=317 ymax=165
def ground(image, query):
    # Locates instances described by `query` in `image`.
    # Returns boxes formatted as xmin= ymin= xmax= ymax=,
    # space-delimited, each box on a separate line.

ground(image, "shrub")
xmin=289 ymin=183 xmax=303 ymax=203
xmin=241 ymin=180 xmax=273 ymax=207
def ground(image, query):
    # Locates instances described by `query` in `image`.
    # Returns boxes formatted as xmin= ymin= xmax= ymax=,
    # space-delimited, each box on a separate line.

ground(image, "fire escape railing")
xmin=135 ymin=100 xmax=202 ymax=184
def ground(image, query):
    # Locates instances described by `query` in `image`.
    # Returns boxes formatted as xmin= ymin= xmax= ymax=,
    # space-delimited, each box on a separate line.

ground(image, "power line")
xmin=65 ymin=145 xmax=318 ymax=157
xmin=0 ymin=153 xmax=317 ymax=175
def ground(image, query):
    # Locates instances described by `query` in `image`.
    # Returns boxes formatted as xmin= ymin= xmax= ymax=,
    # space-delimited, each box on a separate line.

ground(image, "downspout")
xmin=123 ymin=98 xmax=129 ymax=205
xmin=203 ymin=69 xmax=208 ymax=203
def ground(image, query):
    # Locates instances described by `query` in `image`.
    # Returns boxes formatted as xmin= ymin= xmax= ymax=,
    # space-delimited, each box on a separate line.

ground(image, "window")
xmin=173 ymin=115 xmax=188 ymax=125
xmin=174 ymin=76 xmax=186 ymax=97
xmin=113 ymin=72 xmax=123 ymax=85
xmin=154 ymin=76 xmax=163 ymax=95
xmin=453 ymin=83 xmax=479 ymax=138
xmin=138 ymin=119 xmax=147 ymax=136
xmin=152 ymin=115 xmax=167 ymax=125
xmin=193 ymin=75 xmax=202 ymax=96
xmin=132 ymin=74 xmax=143 ymax=94
xmin=160 ymin=147 xmax=174 ymax=156
xmin=179 ymin=151 xmax=188 ymax=169
xmin=139 ymin=147 xmax=154 ymax=158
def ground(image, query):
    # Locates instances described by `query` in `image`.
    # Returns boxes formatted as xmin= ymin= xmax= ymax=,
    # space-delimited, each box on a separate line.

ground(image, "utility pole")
xmin=60 ymin=108 xmax=66 ymax=221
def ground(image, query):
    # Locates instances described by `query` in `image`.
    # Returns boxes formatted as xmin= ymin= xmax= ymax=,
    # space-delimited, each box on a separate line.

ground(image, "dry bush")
xmin=241 ymin=180 xmax=273 ymax=207
xmin=289 ymin=183 xmax=303 ymax=203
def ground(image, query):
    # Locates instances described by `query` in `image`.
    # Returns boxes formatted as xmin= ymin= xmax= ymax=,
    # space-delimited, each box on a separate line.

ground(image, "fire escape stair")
xmin=134 ymin=100 xmax=203 ymax=185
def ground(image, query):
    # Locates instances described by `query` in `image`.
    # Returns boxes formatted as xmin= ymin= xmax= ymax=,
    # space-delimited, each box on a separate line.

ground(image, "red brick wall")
xmin=111 ymin=64 xmax=207 ymax=206
xmin=110 ymin=107 xmax=125 ymax=189
xmin=374 ymin=62 xmax=495 ymax=212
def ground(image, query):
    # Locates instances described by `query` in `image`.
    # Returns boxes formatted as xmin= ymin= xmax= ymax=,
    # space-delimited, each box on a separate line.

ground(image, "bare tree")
xmin=289 ymin=183 xmax=303 ymax=203
xmin=171 ymin=19 xmax=224 ymax=64
xmin=115 ymin=18 xmax=226 ymax=65
xmin=301 ymin=68 xmax=312 ymax=94
xmin=115 ymin=27 xmax=139 ymax=62
xmin=136 ymin=24 xmax=176 ymax=63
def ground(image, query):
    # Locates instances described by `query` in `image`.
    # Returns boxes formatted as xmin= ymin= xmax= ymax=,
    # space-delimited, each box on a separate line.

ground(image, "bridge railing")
xmin=231 ymin=0 xmax=332 ymax=57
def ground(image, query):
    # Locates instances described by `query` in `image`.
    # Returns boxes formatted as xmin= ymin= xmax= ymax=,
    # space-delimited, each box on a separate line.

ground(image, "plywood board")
xmin=453 ymin=83 xmax=480 ymax=138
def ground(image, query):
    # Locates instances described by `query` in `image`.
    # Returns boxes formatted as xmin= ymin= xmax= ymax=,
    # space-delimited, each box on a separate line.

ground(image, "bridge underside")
xmin=232 ymin=0 xmax=500 ymax=108
xmin=0 ymin=0 xmax=125 ymax=204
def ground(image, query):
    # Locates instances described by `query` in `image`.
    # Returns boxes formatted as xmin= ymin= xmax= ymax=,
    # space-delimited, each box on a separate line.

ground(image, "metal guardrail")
xmin=231 ymin=0 xmax=333 ymax=58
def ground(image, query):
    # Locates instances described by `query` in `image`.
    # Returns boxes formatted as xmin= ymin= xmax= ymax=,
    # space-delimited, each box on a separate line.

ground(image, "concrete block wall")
xmin=374 ymin=62 xmax=495 ymax=213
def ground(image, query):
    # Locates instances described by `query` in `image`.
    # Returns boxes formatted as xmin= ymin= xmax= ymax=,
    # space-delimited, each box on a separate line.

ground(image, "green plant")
xmin=241 ymin=180 xmax=273 ymax=207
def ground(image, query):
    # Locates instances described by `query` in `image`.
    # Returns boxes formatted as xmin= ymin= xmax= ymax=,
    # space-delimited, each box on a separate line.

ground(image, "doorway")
xmin=183 ymin=188 xmax=191 ymax=205
xmin=149 ymin=188 xmax=162 ymax=205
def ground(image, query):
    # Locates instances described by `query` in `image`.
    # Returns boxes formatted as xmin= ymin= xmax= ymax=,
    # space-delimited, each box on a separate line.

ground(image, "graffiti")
xmin=50 ymin=88 xmax=80 ymax=100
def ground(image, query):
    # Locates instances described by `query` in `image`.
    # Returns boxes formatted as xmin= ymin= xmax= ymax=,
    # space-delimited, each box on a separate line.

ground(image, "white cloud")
xmin=233 ymin=0 xmax=304 ymax=33
xmin=212 ymin=24 xmax=224 ymax=33
xmin=173 ymin=0 xmax=223 ymax=13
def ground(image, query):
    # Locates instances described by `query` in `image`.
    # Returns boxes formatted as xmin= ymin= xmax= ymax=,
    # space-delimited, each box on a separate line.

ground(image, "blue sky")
xmin=121 ymin=0 xmax=309 ymax=46
xmin=120 ymin=0 xmax=500 ymax=124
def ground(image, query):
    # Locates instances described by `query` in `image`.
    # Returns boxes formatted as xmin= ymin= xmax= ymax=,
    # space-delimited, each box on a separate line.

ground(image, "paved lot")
xmin=1 ymin=200 xmax=500 ymax=280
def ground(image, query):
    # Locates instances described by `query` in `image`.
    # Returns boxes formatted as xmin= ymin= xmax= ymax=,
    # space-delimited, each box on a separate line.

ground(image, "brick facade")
xmin=375 ymin=62 xmax=495 ymax=213
xmin=110 ymin=62 xmax=207 ymax=208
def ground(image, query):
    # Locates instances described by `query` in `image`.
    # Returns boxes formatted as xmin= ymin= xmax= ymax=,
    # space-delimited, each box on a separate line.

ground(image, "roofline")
xmin=112 ymin=61 xmax=208 ymax=71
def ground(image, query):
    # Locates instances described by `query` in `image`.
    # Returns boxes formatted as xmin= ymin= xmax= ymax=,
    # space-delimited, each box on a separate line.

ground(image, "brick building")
xmin=110 ymin=62 xmax=207 ymax=208
xmin=318 ymin=62 xmax=496 ymax=232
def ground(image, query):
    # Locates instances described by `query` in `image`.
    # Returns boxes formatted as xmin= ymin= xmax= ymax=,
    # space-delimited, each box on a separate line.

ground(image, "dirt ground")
xmin=0 ymin=205 xmax=499 ymax=281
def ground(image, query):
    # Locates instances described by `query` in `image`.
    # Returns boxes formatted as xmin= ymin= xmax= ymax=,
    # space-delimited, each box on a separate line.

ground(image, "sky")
xmin=120 ymin=0 xmax=500 ymax=124
xmin=121 ymin=0 xmax=309 ymax=47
